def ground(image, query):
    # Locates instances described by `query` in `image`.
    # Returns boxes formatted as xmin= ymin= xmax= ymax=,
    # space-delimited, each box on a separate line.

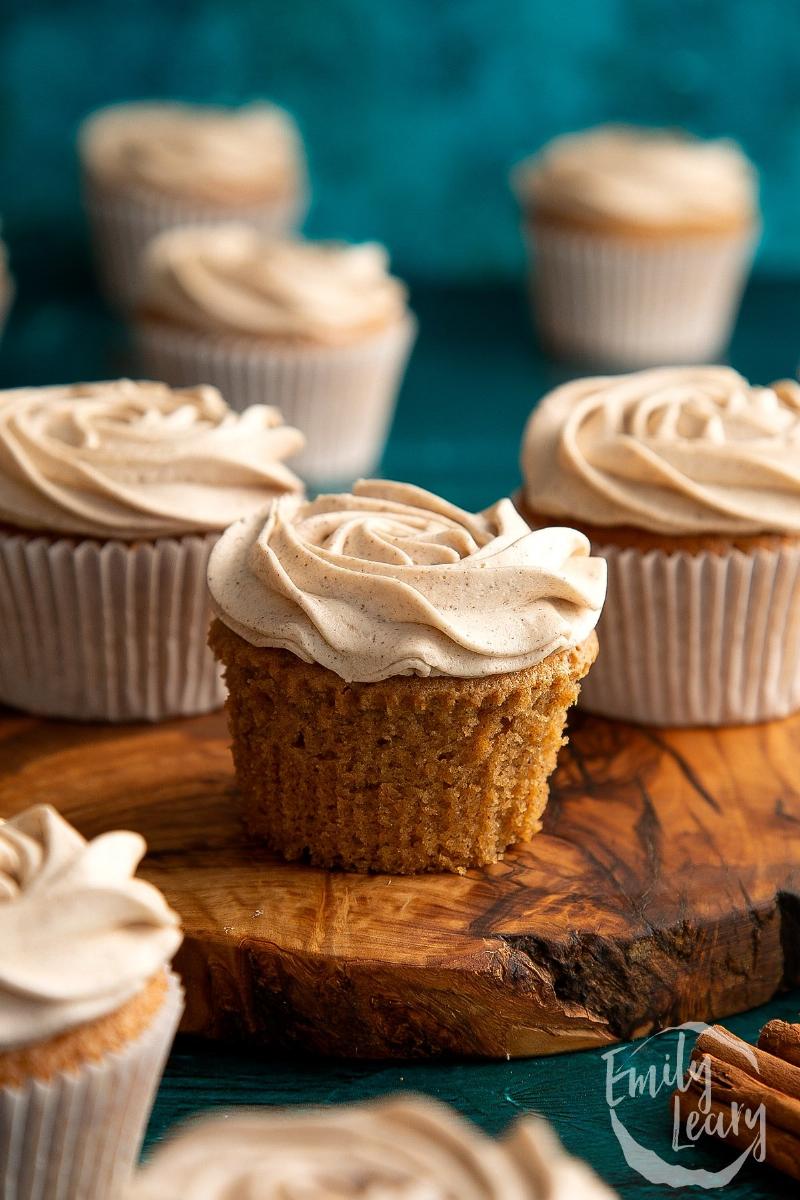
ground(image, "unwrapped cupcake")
xmin=1 ymin=804 xmax=183 ymax=1200
xmin=208 ymin=479 xmax=606 ymax=873
xmin=512 ymin=125 xmax=759 ymax=367
xmin=519 ymin=365 xmax=800 ymax=726
xmin=79 ymin=101 xmax=307 ymax=308
xmin=130 ymin=1094 xmax=618 ymax=1198
xmin=0 ymin=379 xmax=304 ymax=721
xmin=134 ymin=225 xmax=416 ymax=485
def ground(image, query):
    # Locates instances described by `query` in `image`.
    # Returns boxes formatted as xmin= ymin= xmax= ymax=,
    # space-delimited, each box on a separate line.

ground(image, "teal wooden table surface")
xmin=2 ymin=252 xmax=799 ymax=1197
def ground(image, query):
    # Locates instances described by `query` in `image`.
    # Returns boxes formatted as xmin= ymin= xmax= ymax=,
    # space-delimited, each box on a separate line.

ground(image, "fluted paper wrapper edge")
xmin=0 ymin=972 xmax=183 ymax=1200
xmin=525 ymin=223 xmax=756 ymax=367
xmin=0 ymin=531 xmax=224 ymax=721
xmin=580 ymin=541 xmax=800 ymax=726
xmin=83 ymin=177 xmax=307 ymax=309
xmin=135 ymin=315 xmax=416 ymax=486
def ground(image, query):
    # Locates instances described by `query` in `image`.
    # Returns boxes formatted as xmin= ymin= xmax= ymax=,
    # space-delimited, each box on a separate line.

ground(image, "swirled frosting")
xmin=0 ymin=379 xmax=304 ymax=539
xmin=513 ymin=125 xmax=757 ymax=229
xmin=131 ymin=1096 xmax=618 ymax=1199
xmin=141 ymin=225 xmax=409 ymax=345
xmin=79 ymin=102 xmax=305 ymax=206
xmin=0 ymin=805 xmax=182 ymax=1050
xmin=522 ymin=366 xmax=800 ymax=536
xmin=208 ymin=479 xmax=606 ymax=682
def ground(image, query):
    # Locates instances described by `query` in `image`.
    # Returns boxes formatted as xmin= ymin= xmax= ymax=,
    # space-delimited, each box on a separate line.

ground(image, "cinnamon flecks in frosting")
xmin=79 ymin=102 xmax=305 ymax=206
xmin=522 ymin=366 xmax=800 ymax=536
xmin=131 ymin=1096 xmax=618 ymax=1199
xmin=0 ymin=805 xmax=181 ymax=1050
xmin=513 ymin=125 xmax=758 ymax=231
xmin=140 ymin=225 xmax=409 ymax=346
xmin=208 ymin=479 xmax=606 ymax=682
xmin=0 ymin=379 xmax=304 ymax=539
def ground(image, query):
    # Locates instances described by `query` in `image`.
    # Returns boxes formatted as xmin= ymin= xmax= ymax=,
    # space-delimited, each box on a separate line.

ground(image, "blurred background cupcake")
xmin=130 ymin=1095 xmax=618 ymax=1198
xmin=208 ymin=480 xmax=605 ymax=873
xmin=0 ymin=379 xmax=304 ymax=721
xmin=0 ymin=233 xmax=12 ymax=342
xmin=513 ymin=125 xmax=759 ymax=367
xmin=0 ymin=805 xmax=183 ymax=1200
xmin=134 ymin=225 xmax=416 ymax=486
xmin=519 ymin=365 xmax=800 ymax=726
xmin=79 ymin=102 xmax=307 ymax=309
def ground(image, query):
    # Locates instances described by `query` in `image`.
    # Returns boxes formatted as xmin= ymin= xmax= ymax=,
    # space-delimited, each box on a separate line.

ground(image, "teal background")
xmin=5 ymin=0 xmax=800 ymax=281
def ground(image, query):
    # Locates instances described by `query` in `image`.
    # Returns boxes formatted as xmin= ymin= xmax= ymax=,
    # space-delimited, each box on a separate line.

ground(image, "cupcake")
xmin=0 ymin=379 xmax=304 ymax=721
xmin=0 ymin=804 xmax=183 ymax=1200
xmin=79 ymin=102 xmax=307 ymax=308
xmin=134 ymin=225 xmax=416 ymax=486
xmin=519 ymin=366 xmax=800 ymax=726
xmin=208 ymin=479 xmax=605 ymax=874
xmin=130 ymin=1095 xmax=618 ymax=1198
xmin=0 ymin=234 xmax=13 ymax=338
xmin=512 ymin=125 xmax=759 ymax=367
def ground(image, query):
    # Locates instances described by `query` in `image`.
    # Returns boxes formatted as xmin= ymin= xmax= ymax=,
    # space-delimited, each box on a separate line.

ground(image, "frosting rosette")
xmin=141 ymin=225 xmax=409 ymax=345
xmin=513 ymin=125 xmax=757 ymax=229
xmin=522 ymin=366 xmax=800 ymax=536
xmin=0 ymin=379 xmax=304 ymax=539
xmin=79 ymin=102 xmax=305 ymax=206
xmin=0 ymin=805 xmax=182 ymax=1050
xmin=131 ymin=1096 xmax=618 ymax=1199
xmin=208 ymin=479 xmax=606 ymax=682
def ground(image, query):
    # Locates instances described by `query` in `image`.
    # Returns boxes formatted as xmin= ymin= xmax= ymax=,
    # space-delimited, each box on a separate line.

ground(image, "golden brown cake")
xmin=210 ymin=621 xmax=597 ymax=874
xmin=208 ymin=480 xmax=606 ymax=873
xmin=520 ymin=366 xmax=800 ymax=726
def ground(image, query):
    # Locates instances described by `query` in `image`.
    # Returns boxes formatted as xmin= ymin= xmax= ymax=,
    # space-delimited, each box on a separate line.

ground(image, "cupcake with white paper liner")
xmin=208 ymin=480 xmax=605 ymax=873
xmin=134 ymin=224 xmax=416 ymax=486
xmin=130 ymin=1094 xmax=618 ymax=1199
xmin=512 ymin=125 xmax=759 ymax=367
xmin=519 ymin=365 xmax=800 ymax=727
xmin=79 ymin=101 xmax=308 ymax=309
xmin=0 ymin=805 xmax=183 ymax=1200
xmin=0 ymin=379 xmax=304 ymax=721
xmin=0 ymin=235 xmax=13 ymax=339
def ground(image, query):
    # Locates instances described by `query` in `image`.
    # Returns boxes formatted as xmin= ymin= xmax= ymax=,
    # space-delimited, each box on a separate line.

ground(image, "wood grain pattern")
xmin=2 ymin=706 xmax=799 ymax=1059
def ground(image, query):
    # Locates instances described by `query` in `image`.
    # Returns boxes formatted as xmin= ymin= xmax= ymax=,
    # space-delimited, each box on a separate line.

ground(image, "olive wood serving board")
xmin=2 ymin=707 xmax=799 ymax=1059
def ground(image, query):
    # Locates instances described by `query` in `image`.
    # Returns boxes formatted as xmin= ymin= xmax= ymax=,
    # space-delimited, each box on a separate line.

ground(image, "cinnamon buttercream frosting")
xmin=208 ymin=479 xmax=606 ymax=682
xmin=0 ymin=379 xmax=304 ymax=539
xmin=0 ymin=805 xmax=181 ymax=1050
xmin=522 ymin=366 xmax=800 ymax=536
xmin=79 ymin=102 xmax=305 ymax=206
xmin=513 ymin=125 xmax=757 ymax=229
xmin=131 ymin=1096 xmax=618 ymax=1199
xmin=141 ymin=225 xmax=409 ymax=345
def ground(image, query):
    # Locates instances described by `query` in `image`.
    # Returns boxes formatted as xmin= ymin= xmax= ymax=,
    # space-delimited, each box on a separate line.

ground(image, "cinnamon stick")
xmin=758 ymin=1020 xmax=800 ymax=1069
xmin=689 ymin=1051 xmax=800 ymax=1138
xmin=694 ymin=1024 xmax=800 ymax=1102
xmin=675 ymin=1085 xmax=800 ymax=1183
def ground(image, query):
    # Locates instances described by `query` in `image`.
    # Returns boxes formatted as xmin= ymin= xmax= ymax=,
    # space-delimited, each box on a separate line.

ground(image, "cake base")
xmin=1 ymin=706 xmax=799 ymax=1058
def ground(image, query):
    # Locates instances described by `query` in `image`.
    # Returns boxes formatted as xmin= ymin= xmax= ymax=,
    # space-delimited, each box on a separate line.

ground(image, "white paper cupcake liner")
xmin=83 ymin=177 xmax=307 ymax=310
xmin=0 ymin=971 xmax=183 ymax=1200
xmin=135 ymin=314 xmax=417 ymax=487
xmin=525 ymin=222 xmax=757 ymax=367
xmin=0 ymin=530 xmax=224 ymax=722
xmin=579 ymin=541 xmax=800 ymax=726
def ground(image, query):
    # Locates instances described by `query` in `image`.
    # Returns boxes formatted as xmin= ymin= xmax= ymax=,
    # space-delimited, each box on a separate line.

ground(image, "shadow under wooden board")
xmin=1 ymin=706 xmax=799 ymax=1059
